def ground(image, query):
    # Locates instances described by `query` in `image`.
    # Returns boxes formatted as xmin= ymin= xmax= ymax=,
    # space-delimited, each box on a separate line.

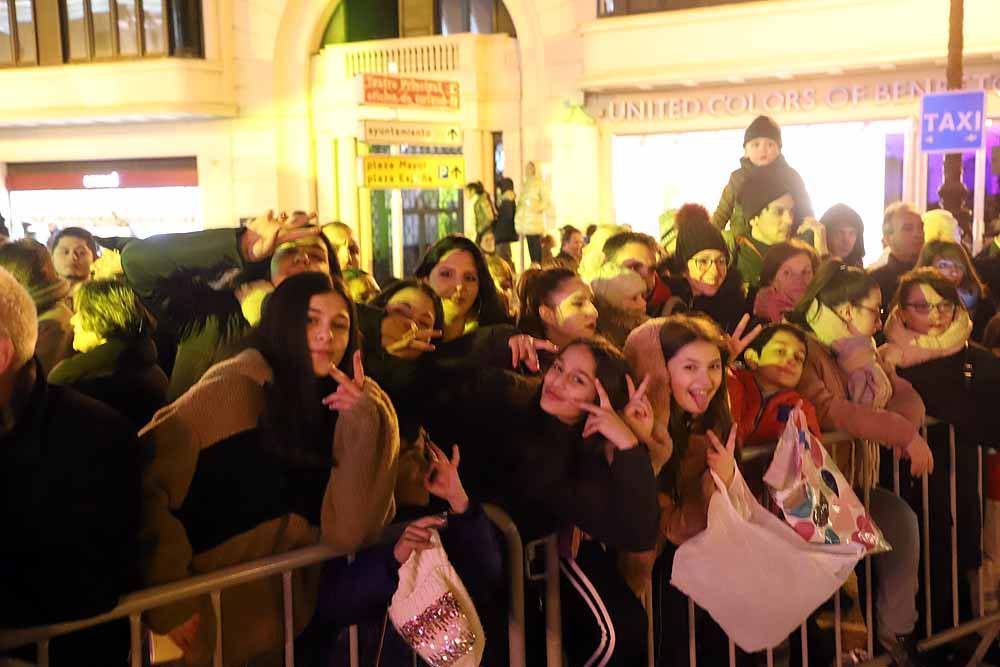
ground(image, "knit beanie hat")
xmin=744 ymin=115 xmax=782 ymax=147
xmin=739 ymin=163 xmax=795 ymax=223
xmin=922 ymin=209 xmax=961 ymax=243
xmin=674 ymin=216 xmax=730 ymax=268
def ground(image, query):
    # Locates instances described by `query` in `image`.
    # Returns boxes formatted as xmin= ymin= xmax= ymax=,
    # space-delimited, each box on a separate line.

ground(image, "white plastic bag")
xmin=671 ymin=469 xmax=864 ymax=652
xmin=389 ymin=529 xmax=484 ymax=667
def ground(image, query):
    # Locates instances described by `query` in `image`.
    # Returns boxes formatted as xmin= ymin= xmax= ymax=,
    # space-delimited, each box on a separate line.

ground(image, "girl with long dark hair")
xmin=140 ymin=272 xmax=399 ymax=665
xmin=413 ymin=235 xmax=509 ymax=340
xmin=418 ymin=336 xmax=659 ymax=666
xmin=414 ymin=235 xmax=556 ymax=372
xmin=786 ymin=260 xmax=931 ymax=665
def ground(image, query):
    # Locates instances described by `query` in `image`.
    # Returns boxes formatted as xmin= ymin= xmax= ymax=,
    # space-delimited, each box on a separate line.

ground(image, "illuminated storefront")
xmin=5 ymin=158 xmax=202 ymax=245
xmin=587 ymin=65 xmax=1000 ymax=263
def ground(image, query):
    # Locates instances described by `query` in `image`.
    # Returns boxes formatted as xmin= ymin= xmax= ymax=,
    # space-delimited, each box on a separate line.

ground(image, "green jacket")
xmin=735 ymin=235 xmax=771 ymax=292
xmin=120 ymin=229 xmax=254 ymax=401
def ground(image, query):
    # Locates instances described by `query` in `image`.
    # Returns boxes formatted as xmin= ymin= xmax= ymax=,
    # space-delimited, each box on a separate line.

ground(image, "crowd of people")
xmin=3 ymin=114 xmax=1000 ymax=667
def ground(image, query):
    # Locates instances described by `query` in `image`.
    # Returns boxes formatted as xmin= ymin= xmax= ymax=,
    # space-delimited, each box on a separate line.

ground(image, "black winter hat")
xmin=739 ymin=163 xmax=796 ymax=223
xmin=674 ymin=216 xmax=730 ymax=268
xmin=744 ymin=115 xmax=782 ymax=148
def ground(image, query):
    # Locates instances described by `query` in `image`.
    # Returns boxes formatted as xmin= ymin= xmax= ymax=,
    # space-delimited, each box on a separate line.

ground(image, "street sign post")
xmin=361 ymin=155 xmax=465 ymax=189
xmin=361 ymin=120 xmax=463 ymax=147
xmin=919 ymin=90 xmax=989 ymax=253
xmin=919 ymin=90 xmax=987 ymax=153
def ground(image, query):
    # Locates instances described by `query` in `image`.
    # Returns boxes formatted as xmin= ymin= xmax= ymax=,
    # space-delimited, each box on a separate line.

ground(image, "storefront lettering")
xmin=593 ymin=72 xmax=1000 ymax=122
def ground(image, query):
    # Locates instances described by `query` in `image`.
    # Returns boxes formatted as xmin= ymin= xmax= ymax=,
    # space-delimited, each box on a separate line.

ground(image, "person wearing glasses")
xmin=879 ymin=267 xmax=1000 ymax=642
xmin=787 ymin=260 xmax=932 ymax=667
xmin=660 ymin=207 xmax=749 ymax=333
xmin=916 ymin=240 xmax=997 ymax=342
xmin=879 ymin=266 xmax=1000 ymax=443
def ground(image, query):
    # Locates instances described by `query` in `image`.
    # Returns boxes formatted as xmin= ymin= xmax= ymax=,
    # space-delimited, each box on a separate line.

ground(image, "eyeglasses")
xmin=903 ymin=301 xmax=957 ymax=316
xmin=932 ymin=259 xmax=963 ymax=273
xmin=688 ymin=257 xmax=728 ymax=272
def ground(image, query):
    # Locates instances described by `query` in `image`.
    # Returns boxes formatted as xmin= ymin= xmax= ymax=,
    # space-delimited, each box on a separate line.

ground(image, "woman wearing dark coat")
xmin=48 ymin=279 xmax=167 ymax=428
xmin=419 ymin=338 xmax=659 ymax=666
xmin=879 ymin=268 xmax=1000 ymax=640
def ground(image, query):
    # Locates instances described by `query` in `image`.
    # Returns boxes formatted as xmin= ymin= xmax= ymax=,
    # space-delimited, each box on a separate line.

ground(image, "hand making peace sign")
xmin=705 ymin=425 xmax=738 ymax=487
xmin=622 ymin=375 xmax=653 ymax=444
xmin=576 ymin=378 xmax=640 ymax=452
xmin=321 ymin=349 xmax=366 ymax=412
xmin=727 ymin=313 xmax=763 ymax=362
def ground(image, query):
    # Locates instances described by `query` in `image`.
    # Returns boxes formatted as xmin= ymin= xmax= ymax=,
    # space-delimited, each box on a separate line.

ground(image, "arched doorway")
xmin=270 ymin=0 xmax=544 ymax=222
xmin=272 ymin=0 xmax=541 ymax=280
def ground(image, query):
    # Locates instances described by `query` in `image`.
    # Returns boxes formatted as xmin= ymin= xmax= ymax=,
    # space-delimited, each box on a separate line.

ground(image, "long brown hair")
xmin=657 ymin=314 xmax=732 ymax=499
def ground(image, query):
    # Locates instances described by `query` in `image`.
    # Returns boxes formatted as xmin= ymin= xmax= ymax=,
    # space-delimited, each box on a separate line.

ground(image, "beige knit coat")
xmin=138 ymin=349 xmax=400 ymax=666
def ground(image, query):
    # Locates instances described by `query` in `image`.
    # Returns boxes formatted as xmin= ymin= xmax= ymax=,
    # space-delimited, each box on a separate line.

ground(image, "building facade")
xmin=2 ymin=0 xmax=999 ymax=269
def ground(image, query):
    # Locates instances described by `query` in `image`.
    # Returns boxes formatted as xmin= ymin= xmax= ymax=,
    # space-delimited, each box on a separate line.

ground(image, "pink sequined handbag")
xmin=388 ymin=529 xmax=485 ymax=667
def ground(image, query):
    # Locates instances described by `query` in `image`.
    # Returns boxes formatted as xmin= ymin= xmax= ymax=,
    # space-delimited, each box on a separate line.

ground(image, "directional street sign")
xmin=361 ymin=120 xmax=463 ymax=147
xmin=920 ymin=90 xmax=987 ymax=153
xmin=361 ymin=155 xmax=465 ymax=189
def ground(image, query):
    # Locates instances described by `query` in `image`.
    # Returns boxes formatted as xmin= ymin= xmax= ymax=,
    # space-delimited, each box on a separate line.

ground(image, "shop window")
xmin=115 ymin=0 xmax=139 ymax=55
xmin=599 ymin=0 xmax=762 ymax=18
xmin=0 ymin=0 xmax=38 ymax=65
xmin=58 ymin=0 xmax=199 ymax=62
xmin=436 ymin=0 xmax=513 ymax=37
xmin=141 ymin=0 xmax=163 ymax=53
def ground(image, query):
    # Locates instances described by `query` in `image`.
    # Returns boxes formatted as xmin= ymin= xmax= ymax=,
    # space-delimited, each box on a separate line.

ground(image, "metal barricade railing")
xmin=1 ymin=504 xmax=529 ymax=667
xmin=536 ymin=424 xmax=1000 ymax=666
xmin=674 ymin=422 xmax=1000 ymax=667
xmin=6 ymin=423 xmax=999 ymax=667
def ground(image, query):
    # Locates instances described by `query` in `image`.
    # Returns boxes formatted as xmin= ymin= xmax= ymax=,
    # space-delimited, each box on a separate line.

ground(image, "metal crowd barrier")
xmin=536 ymin=423 xmax=1000 ymax=666
xmin=0 ymin=504 xmax=528 ymax=667
xmin=5 ymin=423 xmax=999 ymax=667
xmin=676 ymin=422 xmax=1000 ymax=667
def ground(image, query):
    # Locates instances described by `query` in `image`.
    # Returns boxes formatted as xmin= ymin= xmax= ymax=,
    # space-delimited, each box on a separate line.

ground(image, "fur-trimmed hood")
xmin=623 ymin=318 xmax=673 ymax=474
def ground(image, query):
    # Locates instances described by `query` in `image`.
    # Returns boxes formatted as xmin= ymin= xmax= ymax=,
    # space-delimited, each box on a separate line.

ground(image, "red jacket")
xmin=727 ymin=367 xmax=821 ymax=448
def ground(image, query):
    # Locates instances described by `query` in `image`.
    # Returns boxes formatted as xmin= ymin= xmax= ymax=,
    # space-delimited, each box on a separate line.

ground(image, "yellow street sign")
xmin=361 ymin=155 xmax=465 ymax=189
